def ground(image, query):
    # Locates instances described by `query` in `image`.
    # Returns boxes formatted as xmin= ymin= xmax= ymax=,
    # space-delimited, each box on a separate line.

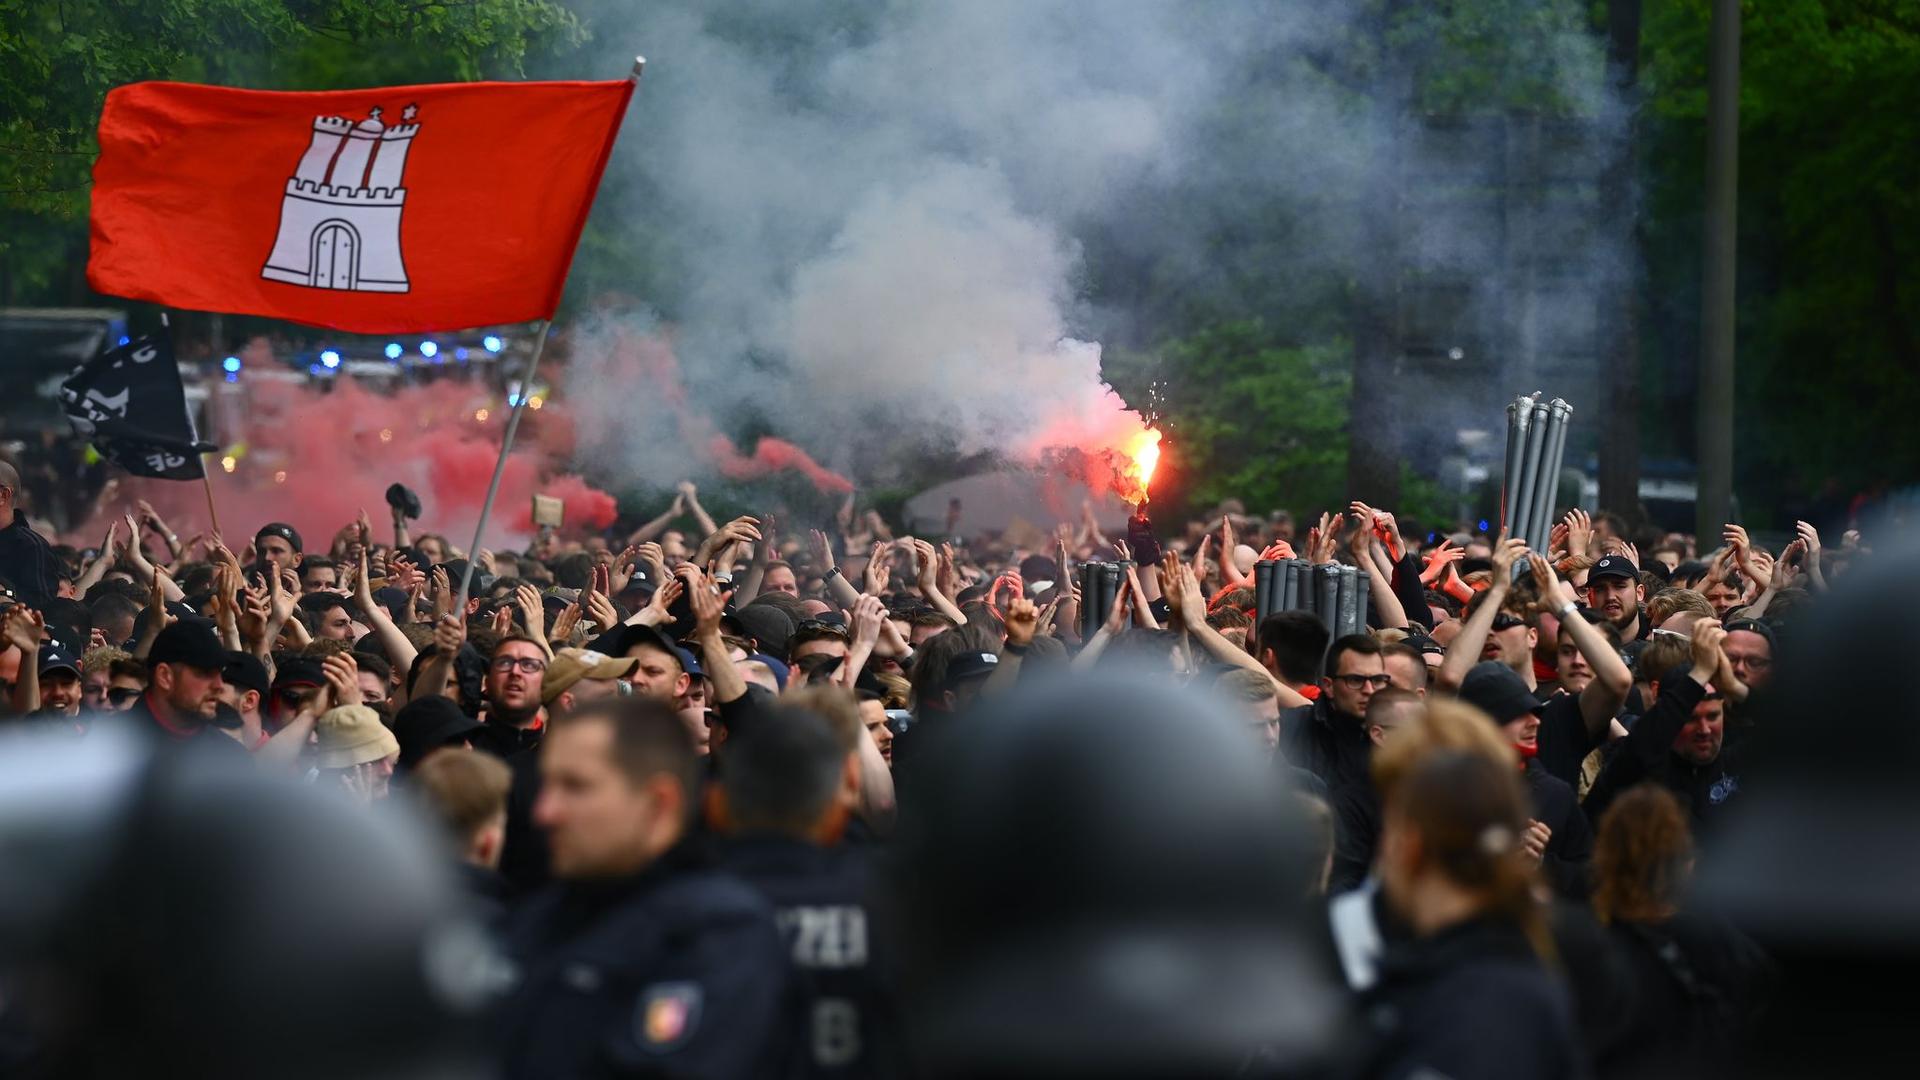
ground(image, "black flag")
xmin=60 ymin=330 xmax=215 ymax=481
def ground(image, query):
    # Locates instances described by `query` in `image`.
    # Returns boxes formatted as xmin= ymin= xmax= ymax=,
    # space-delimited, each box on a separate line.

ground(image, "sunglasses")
xmin=1491 ymin=613 xmax=1527 ymax=632
xmin=491 ymin=656 xmax=548 ymax=675
xmin=107 ymin=687 xmax=143 ymax=706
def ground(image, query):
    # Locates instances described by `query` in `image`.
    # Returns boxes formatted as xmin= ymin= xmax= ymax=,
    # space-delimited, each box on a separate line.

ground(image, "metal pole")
xmin=1354 ymin=571 xmax=1372 ymax=634
xmin=457 ymin=319 xmax=553 ymax=610
xmin=1283 ymin=560 xmax=1305 ymax=612
xmin=1255 ymin=561 xmax=1275 ymax=627
xmin=1335 ymin=565 xmax=1359 ymax=637
xmin=1315 ymin=564 xmax=1340 ymax=629
xmin=1511 ymin=397 xmax=1548 ymax=545
xmin=1501 ymin=396 xmax=1529 ymax=536
xmin=1697 ymin=0 xmax=1739 ymax=541
xmin=1534 ymin=399 xmax=1574 ymax=552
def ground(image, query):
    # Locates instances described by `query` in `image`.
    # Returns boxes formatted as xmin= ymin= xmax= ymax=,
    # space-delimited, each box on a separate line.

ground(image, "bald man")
xmin=0 ymin=461 xmax=62 ymax=612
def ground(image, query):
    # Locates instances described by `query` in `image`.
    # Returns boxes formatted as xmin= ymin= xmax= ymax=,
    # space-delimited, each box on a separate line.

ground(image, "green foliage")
xmin=1641 ymin=0 xmax=1920 ymax=512
xmin=1107 ymin=322 xmax=1352 ymax=519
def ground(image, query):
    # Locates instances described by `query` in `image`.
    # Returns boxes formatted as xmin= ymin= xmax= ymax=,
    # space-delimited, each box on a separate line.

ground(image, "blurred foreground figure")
xmin=0 ymin=725 xmax=495 ymax=1079
xmin=1701 ymin=529 xmax=1920 ymax=1077
xmin=891 ymin=675 xmax=1343 ymax=1079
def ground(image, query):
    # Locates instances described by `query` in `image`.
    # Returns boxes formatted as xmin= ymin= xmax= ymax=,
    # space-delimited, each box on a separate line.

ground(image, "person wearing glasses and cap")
xmin=470 ymin=635 xmax=551 ymax=761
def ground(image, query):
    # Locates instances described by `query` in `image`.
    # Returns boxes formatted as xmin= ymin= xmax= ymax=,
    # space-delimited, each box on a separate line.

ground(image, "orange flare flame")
xmin=1125 ymin=427 xmax=1162 ymax=503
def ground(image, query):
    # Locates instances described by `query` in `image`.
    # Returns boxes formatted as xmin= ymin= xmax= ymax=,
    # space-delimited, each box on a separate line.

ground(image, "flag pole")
xmin=452 ymin=56 xmax=644 ymax=615
xmin=455 ymin=318 xmax=553 ymax=611
xmin=160 ymin=310 xmax=226 ymax=539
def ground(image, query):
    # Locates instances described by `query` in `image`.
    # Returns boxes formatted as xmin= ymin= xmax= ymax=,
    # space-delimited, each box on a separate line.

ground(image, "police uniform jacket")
xmin=498 ymin=843 xmax=795 ymax=1078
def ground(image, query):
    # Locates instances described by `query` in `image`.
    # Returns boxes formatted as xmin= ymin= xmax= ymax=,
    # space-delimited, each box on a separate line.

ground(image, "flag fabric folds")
xmin=61 ymin=331 xmax=214 ymax=481
xmin=87 ymin=79 xmax=634 ymax=333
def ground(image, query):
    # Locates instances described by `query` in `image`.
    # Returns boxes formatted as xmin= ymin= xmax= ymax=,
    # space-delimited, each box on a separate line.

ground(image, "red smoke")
xmin=570 ymin=325 xmax=855 ymax=495
xmin=70 ymin=337 xmax=615 ymax=553
xmin=709 ymin=435 xmax=855 ymax=494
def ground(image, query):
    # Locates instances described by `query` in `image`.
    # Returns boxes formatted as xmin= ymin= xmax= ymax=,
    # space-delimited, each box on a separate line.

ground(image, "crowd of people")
xmin=0 ymin=450 xmax=1890 ymax=1076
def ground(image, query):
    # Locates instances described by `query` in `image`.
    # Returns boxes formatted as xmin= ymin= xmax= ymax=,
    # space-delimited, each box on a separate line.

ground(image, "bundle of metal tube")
xmin=1251 ymin=559 xmax=1370 ymax=637
xmin=1078 ymin=561 xmax=1131 ymax=639
xmin=1501 ymin=394 xmax=1574 ymax=556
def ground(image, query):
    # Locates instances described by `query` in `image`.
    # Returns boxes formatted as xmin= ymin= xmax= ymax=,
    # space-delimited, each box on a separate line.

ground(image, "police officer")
xmin=497 ymin=697 xmax=793 ymax=1078
xmin=715 ymin=699 xmax=907 ymax=1079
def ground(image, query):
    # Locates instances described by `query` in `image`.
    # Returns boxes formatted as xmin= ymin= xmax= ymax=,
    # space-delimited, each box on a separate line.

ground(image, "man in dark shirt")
xmin=1280 ymin=633 xmax=1388 ymax=792
xmin=1585 ymin=618 xmax=1742 ymax=828
xmin=125 ymin=621 xmax=250 ymax=758
xmin=0 ymin=462 xmax=63 ymax=613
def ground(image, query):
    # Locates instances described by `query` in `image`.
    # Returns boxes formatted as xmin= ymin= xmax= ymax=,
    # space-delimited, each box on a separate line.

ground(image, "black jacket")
xmin=1278 ymin=695 xmax=1372 ymax=794
xmin=721 ymin=834 xmax=909 ymax=1079
xmin=498 ymin=844 xmax=795 ymax=1079
xmin=0 ymin=513 xmax=61 ymax=613
xmin=1360 ymin=917 xmax=1584 ymax=1080
xmin=1525 ymin=757 xmax=1594 ymax=899
xmin=1598 ymin=911 xmax=1775 ymax=1079
xmin=1584 ymin=676 xmax=1742 ymax=829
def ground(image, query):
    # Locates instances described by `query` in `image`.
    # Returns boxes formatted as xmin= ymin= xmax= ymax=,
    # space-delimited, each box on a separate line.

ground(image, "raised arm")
xmin=688 ymin=567 xmax=747 ymax=707
xmin=809 ymin=529 xmax=862 ymax=611
xmin=679 ymin=481 xmax=719 ymax=539
xmin=626 ymin=493 xmax=685 ymax=545
xmin=1347 ymin=511 xmax=1408 ymax=630
xmin=1437 ymin=535 xmax=1525 ymax=691
xmin=1165 ymin=554 xmax=1310 ymax=709
xmin=911 ymin=538 xmax=968 ymax=626
xmin=351 ymin=550 xmax=418 ymax=684
xmin=3 ymin=607 xmax=44 ymax=716
xmin=1528 ymin=555 xmax=1629 ymax=739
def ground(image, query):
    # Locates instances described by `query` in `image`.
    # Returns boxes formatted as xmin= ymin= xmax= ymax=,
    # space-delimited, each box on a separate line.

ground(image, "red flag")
xmin=88 ymin=79 xmax=633 ymax=333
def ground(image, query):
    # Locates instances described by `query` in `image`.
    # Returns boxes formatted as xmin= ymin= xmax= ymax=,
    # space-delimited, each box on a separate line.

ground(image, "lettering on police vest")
xmin=778 ymin=905 xmax=869 ymax=969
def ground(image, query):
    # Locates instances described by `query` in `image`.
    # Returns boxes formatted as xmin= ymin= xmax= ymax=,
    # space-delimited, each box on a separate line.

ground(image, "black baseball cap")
xmin=941 ymin=651 xmax=1001 ymax=693
xmin=147 ymin=621 xmax=229 ymax=672
xmin=1590 ymin=555 xmax=1639 ymax=581
xmin=255 ymin=522 xmax=304 ymax=553
xmin=1458 ymin=660 xmax=1546 ymax=725
xmin=37 ymin=647 xmax=81 ymax=679
xmin=223 ymin=651 xmax=271 ymax=696
xmin=392 ymin=695 xmax=483 ymax=771
xmin=272 ymin=655 xmax=327 ymax=689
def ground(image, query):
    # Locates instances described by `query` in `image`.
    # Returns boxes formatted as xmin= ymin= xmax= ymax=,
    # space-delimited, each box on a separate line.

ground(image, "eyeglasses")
xmin=107 ymin=687 xmax=143 ymax=706
xmin=1490 ymin=613 xmax=1527 ymax=632
xmin=491 ymin=656 xmax=548 ymax=674
xmin=1331 ymin=673 xmax=1393 ymax=690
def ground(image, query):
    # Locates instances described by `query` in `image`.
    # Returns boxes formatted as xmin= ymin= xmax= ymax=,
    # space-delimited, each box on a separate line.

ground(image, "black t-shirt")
xmin=1534 ymin=692 xmax=1603 ymax=789
xmin=0 ymin=513 xmax=62 ymax=612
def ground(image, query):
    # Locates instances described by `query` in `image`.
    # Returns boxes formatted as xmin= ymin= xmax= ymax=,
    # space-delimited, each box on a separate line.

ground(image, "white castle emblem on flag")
xmin=261 ymin=104 xmax=419 ymax=293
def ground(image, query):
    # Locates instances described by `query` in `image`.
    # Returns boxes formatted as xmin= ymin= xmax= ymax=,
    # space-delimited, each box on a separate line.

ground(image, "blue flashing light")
xmin=117 ymin=335 xmax=131 ymax=347
xmin=482 ymin=335 xmax=504 ymax=353
xmin=455 ymin=347 xmax=470 ymax=361
xmin=1478 ymin=519 xmax=1491 ymax=533
xmin=419 ymin=341 xmax=439 ymax=359
xmin=384 ymin=342 xmax=404 ymax=360
xmin=320 ymin=349 xmax=342 ymax=368
xmin=221 ymin=356 xmax=242 ymax=373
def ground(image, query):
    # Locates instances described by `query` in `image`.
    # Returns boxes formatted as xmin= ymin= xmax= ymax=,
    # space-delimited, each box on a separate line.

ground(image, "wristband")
xmin=823 ymin=566 xmax=843 ymax=580
xmin=1002 ymin=640 xmax=1029 ymax=656
xmin=1558 ymin=601 xmax=1578 ymax=618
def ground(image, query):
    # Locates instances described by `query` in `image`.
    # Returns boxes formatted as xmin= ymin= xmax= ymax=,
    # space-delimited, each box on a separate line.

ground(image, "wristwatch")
xmin=823 ymin=566 xmax=843 ymax=580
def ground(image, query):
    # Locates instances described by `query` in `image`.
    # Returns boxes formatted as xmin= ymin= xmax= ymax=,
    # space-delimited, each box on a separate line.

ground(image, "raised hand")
xmin=1258 ymin=541 xmax=1296 ymax=562
xmin=432 ymin=613 xmax=465 ymax=657
xmin=1004 ymin=596 xmax=1040 ymax=648
xmin=1189 ymin=534 xmax=1210 ymax=581
xmin=585 ymin=585 xmax=621 ymax=633
xmin=688 ymin=567 xmax=731 ymax=639
xmin=550 ymin=602 xmax=583 ymax=644
xmin=489 ymin=605 xmax=514 ymax=638
xmin=1346 ymin=509 xmax=1376 ymax=560
xmin=635 ymin=574 xmax=684 ymax=627
xmin=317 ymin=652 xmax=362 ymax=713
xmin=1527 ymin=548 xmax=1577 ymax=608
xmin=1420 ymin=538 xmax=1462 ymax=585
xmin=1520 ymin=820 xmax=1552 ymax=865
xmin=1489 ymin=533 xmax=1526 ymax=584
xmin=1689 ymin=617 xmax=1727 ymax=681
xmin=864 ymin=540 xmax=892 ymax=595
xmin=1562 ymin=509 xmax=1593 ymax=559
xmin=850 ymin=594 xmax=887 ymax=649
xmin=937 ymin=543 xmax=959 ymax=599
xmin=808 ymin=529 xmax=836 ymax=572
xmin=2 ymin=605 xmax=44 ymax=655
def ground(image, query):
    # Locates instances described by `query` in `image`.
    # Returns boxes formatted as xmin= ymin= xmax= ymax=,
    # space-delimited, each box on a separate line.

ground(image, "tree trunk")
xmin=1347 ymin=7 xmax=1405 ymax=508
xmin=1597 ymin=0 xmax=1644 ymax=522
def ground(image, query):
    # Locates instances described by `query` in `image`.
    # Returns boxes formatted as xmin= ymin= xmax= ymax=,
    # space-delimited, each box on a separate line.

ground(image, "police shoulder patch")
xmin=635 ymin=981 xmax=703 ymax=1051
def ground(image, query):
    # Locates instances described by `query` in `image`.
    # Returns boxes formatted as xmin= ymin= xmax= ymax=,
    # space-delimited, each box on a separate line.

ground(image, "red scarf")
xmin=1515 ymin=742 xmax=1539 ymax=763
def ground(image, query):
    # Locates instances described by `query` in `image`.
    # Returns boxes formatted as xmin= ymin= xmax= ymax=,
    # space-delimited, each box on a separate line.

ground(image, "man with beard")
xmin=1439 ymin=538 xmax=1631 ymax=790
xmin=470 ymin=636 xmax=549 ymax=761
xmin=1584 ymin=555 xmax=1649 ymax=643
xmin=1585 ymin=618 xmax=1742 ymax=829
xmin=126 ymin=621 xmax=248 ymax=757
